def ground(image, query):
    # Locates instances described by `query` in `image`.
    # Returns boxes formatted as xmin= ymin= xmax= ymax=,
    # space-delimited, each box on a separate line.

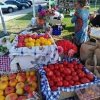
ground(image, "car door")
xmin=0 ymin=2 xmax=7 ymax=11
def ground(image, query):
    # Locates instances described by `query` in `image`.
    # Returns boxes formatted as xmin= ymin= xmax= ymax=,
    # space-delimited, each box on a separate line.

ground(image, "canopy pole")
xmin=32 ymin=0 xmax=36 ymax=17
xmin=0 ymin=8 xmax=7 ymax=35
xmin=95 ymin=0 xmax=97 ymax=10
xmin=49 ymin=0 xmax=51 ymax=9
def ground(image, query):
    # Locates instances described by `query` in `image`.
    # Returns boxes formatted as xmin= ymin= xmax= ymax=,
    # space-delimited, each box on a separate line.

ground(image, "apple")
xmin=5 ymin=87 xmax=15 ymax=95
xmin=24 ymin=85 xmax=31 ymax=93
xmin=0 ymin=90 xmax=3 ymax=96
xmin=0 ymin=75 xmax=8 ymax=81
xmin=0 ymin=95 xmax=5 ymax=100
xmin=5 ymin=93 xmax=18 ymax=100
xmin=86 ymin=73 xmax=94 ymax=81
xmin=9 ymin=73 xmax=16 ymax=80
xmin=29 ymin=71 xmax=35 ymax=76
xmin=32 ymin=82 xmax=37 ymax=91
xmin=63 ymin=81 xmax=69 ymax=87
xmin=0 ymin=81 xmax=8 ymax=90
xmin=9 ymin=79 xmax=17 ymax=87
xmin=28 ymin=92 xmax=33 ymax=98
xmin=16 ymin=73 xmax=26 ymax=82
xmin=16 ymin=88 xmax=24 ymax=95
xmin=16 ymin=82 xmax=24 ymax=89
xmin=18 ymin=96 xmax=27 ymax=100
xmin=27 ymin=76 xmax=37 ymax=84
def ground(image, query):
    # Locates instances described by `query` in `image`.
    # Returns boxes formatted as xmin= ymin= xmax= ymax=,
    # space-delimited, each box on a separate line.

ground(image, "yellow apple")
xmin=0 ymin=95 xmax=5 ymax=100
xmin=0 ymin=90 xmax=3 ymax=96
xmin=16 ymin=88 xmax=24 ymax=95
xmin=16 ymin=82 xmax=24 ymax=89
xmin=0 ymin=81 xmax=8 ymax=90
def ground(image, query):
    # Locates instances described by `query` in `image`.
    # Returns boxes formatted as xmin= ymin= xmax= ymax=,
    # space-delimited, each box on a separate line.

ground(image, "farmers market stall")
xmin=0 ymin=8 xmax=100 ymax=100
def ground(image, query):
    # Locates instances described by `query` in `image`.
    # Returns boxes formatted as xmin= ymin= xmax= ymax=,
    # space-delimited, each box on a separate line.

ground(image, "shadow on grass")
xmin=64 ymin=26 xmax=74 ymax=32
xmin=63 ymin=34 xmax=72 ymax=40
xmin=16 ymin=13 xmax=33 ymax=21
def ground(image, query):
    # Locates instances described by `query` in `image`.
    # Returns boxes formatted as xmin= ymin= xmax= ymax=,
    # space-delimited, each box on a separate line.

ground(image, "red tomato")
xmin=64 ymin=68 xmax=71 ymax=75
xmin=49 ymin=80 xmax=54 ymax=87
xmin=63 ymin=61 xmax=68 ymax=65
xmin=63 ymin=81 xmax=69 ymax=87
xmin=55 ymin=72 xmax=61 ymax=77
xmin=72 ymin=75 xmax=79 ymax=82
xmin=51 ymin=86 xmax=58 ymax=91
xmin=77 ymin=64 xmax=83 ymax=69
xmin=68 ymin=63 xmax=74 ymax=68
xmin=70 ymin=68 xmax=75 ymax=72
xmin=80 ymin=77 xmax=90 ymax=84
xmin=72 ymin=72 xmax=77 ymax=76
xmin=86 ymin=73 xmax=94 ymax=81
xmin=72 ymin=61 xmax=78 ymax=65
xmin=69 ymin=80 xmax=74 ymax=86
xmin=65 ymin=76 xmax=72 ymax=81
xmin=74 ymin=82 xmax=81 ymax=85
xmin=57 ymin=81 xmax=63 ymax=87
xmin=47 ymin=71 xmax=53 ymax=76
xmin=78 ymin=72 xmax=85 ymax=78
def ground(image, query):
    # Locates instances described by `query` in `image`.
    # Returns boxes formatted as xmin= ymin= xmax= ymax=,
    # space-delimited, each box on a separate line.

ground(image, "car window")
xmin=0 ymin=2 xmax=4 ymax=5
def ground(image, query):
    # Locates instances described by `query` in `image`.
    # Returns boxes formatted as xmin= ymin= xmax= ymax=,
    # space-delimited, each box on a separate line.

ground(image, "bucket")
xmin=52 ymin=25 xmax=62 ymax=35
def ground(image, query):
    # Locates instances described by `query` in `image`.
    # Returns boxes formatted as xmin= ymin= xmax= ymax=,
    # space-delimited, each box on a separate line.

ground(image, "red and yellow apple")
xmin=9 ymin=73 xmax=16 ymax=80
xmin=0 ymin=81 xmax=8 ymax=90
xmin=0 ymin=90 xmax=3 ymax=96
xmin=17 ymin=96 xmax=27 ymax=100
xmin=0 ymin=75 xmax=8 ymax=81
xmin=16 ymin=73 xmax=26 ymax=82
xmin=16 ymin=88 xmax=24 ymax=95
xmin=24 ymin=85 xmax=31 ymax=93
xmin=29 ymin=71 xmax=35 ymax=76
xmin=16 ymin=82 xmax=24 ymax=89
xmin=27 ymin=76 xmax=37 ymax=84
xmin=32 ymin=82 xmax=37 ymax=91
xmin=0 ymin=95 xmax=5 ymax=100
xmin=5 ymin=93 xmax=18 ymax=100
xmin=9 ymin=79 xmax=17 ymax=87
xmin=5 ymin=87 xmax=15 ymax=95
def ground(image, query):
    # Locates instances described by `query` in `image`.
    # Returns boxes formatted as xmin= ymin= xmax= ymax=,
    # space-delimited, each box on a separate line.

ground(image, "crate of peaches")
xmin=17 ymin=34 xmax=54 ymax=48
xmin=0 ymin=69 xmax=41 ymax=100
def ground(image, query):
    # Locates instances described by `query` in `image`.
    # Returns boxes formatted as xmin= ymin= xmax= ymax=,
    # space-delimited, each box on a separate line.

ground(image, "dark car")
xmin=5 ymin=0 xmax=29 ymax=10
xmin=16 ymin=0 xmax=32 ymax=7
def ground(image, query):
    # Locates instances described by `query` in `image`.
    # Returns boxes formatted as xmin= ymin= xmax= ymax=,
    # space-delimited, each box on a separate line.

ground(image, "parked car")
xmin=0 ymin=2 xmax=17 ymax=13
xmin=16 ymin=0 xmax=32 ymax=7
xmin=5 ymin=0 xmax=29 ymax=10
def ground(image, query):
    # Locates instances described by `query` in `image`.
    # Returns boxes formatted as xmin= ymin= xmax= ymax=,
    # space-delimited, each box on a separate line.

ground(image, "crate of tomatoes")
xmin=39 ymin=58 xmax=100 ymax=100
xmin=0 ymin=64 xmax=42 ymax=100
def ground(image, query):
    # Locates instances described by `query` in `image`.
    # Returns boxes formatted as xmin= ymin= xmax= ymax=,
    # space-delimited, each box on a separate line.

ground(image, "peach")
xmin=16 ymin=82 xmax=24 ymax=89
xmin=5 ymin=93 xmax=18 ymax=100
xmin=0 ymin=81 xmax=8 ymax=90
xmin=9 ymin=79 xmax=17 ymax=87
xmin=5 ymin=87 xmax=15 ymax=95
xmin=32 ymin=82 xmax=37 ymax=91
xmin=0 ymin=95 xmax=5 ymax=100
xmin=29 ymin=71 xmax=35 ymax=76
xmin=27 ymin=76 xmax=37 ymax=84
xmin=9 ymin=73 xmax=16 ymax=80
xmin=16 ymin=88 xmax=24 ymax=95
xmin=16 ymin=73 xmax=26 ymax=82
xmin=0 ymin=90 xmax=3 ymax=96
xmin=0 ymin=75 xmax=8 ymax=81
xmin=17 ymin=96 xmax=27 ymax=100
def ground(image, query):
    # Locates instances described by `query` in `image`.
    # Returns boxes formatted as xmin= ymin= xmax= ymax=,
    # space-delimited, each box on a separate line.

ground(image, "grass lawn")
xmin=0 ymin=13 xmax=33 ymax=34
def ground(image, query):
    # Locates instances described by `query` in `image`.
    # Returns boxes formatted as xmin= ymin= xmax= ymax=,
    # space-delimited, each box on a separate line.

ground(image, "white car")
xmin=0 ymin=2 xmax=17 ymax=13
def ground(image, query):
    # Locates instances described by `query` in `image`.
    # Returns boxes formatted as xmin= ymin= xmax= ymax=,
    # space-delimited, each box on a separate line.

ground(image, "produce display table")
xmin=9 ymin=33 xmax=59 ymax=65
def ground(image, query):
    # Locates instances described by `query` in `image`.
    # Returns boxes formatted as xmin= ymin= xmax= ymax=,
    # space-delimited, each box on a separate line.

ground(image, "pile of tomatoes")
xmin=44 ymin=61 xmax=94 ymax=91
